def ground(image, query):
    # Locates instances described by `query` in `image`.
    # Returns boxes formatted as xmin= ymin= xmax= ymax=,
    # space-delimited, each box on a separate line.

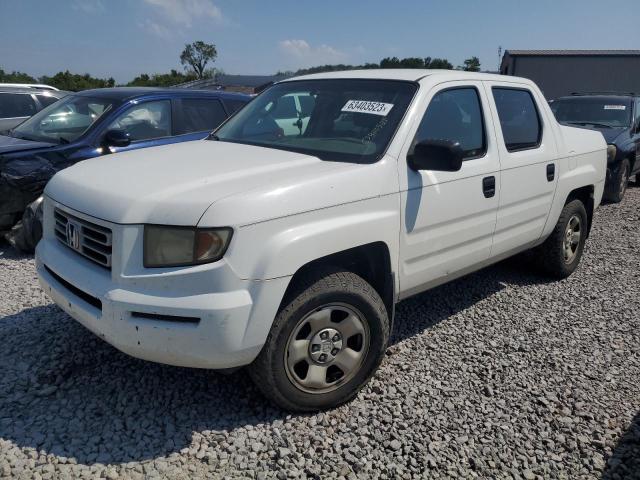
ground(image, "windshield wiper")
xmin=207 ymin=133 xmax=220 ymax=141
xmin=566 ymin=121 xmax=614 ymax=129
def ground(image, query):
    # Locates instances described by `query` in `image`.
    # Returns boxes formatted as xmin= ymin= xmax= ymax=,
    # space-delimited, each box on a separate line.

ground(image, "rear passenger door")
xmin=484 ymin=83 xmax=559 ymax=258
xmin=397 ymin=81 xmax=501 ymax=297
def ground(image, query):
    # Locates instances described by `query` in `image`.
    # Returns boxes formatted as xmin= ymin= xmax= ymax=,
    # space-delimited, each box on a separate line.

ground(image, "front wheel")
xmin=535 ymin=199 xmax=588 ymax=279
xmin=605 ymin=159 xmax=630 ymax=203
xmin=249 ymin=269 xmax=389 ymax=411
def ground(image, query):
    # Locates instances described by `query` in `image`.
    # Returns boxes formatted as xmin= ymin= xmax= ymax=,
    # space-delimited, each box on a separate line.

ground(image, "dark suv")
xmin=550 ymin=93 xmax=640 ymax=203
xmin=0 ymin=86 xmax=68 ymax=131
xmin=0 ymin=87 xmax=250 ymax=251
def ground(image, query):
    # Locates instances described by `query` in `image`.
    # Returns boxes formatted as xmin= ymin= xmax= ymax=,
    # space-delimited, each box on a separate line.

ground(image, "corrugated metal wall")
xmin=502 ymin=55 xmax=640 ymax=99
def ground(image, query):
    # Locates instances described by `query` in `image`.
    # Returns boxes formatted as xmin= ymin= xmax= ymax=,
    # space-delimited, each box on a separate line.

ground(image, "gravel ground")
xmin=1 ymin=186 xmax=639 ymax=480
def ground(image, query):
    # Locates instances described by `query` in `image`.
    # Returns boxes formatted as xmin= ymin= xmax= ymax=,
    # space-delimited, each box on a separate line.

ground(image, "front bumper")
xmin=35 ymin=201 xmax=289 ymax=369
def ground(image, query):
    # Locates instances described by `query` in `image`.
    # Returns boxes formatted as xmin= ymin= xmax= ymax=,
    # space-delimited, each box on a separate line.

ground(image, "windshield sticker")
xmin=342 ymin=100 xmax=394 ymax=116
xmin=604 ymin=105 xmax=626 ymax=110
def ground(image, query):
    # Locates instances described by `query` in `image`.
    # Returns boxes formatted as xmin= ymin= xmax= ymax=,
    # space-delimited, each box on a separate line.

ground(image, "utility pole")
xmin=498 ymin=46 xmax=503 ymax=72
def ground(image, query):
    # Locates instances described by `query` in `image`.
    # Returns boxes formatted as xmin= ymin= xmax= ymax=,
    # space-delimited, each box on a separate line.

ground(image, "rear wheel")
xmin=249 ymin=269 xmax=389 ymax=411
xmin=535 ymin=199 xmax=588 ymax=278
xmin=605 ymin=159 xmax=629 ymax=203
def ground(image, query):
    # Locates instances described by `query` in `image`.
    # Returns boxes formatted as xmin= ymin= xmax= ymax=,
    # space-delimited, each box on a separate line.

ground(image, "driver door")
xmin=397 ymin=81 xmax=501 ymax=298
xmin=102 ymin=99 xmax=176 ymax=154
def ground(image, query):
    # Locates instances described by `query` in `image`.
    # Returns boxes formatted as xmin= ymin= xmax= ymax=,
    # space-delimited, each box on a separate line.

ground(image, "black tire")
xmin=249 ymin=268 xmax=389 ymax=412
xmin=4 ymin=198 xmax=43 ymax=253
xmin=535 ymin=199 xmax=588 ymax=279
xmin=605 ymin=159 xmax=630 ymax=203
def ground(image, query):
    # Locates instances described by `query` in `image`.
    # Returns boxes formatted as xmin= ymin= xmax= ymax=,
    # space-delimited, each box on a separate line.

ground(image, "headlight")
xmin=607 ymin=145 xmax=617 ymax=163
xmin=144 ymin=226 xmax=232 ymax=268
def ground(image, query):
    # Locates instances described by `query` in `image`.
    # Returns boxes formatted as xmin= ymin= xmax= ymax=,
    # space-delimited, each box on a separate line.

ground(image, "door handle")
xmin=547 ymin=163 xmax=555 ymax=182
xmin=482 ymin=176 xmax=496 ymax=198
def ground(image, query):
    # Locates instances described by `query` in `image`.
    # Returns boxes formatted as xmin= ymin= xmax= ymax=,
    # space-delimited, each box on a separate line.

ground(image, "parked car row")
xmin=30 ymin=70 xmax=607 ymax=411
xmin=0 ymin=87 xmax=250 ymax=250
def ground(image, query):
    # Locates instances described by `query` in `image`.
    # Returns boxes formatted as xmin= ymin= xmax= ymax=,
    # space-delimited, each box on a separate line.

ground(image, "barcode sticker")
xmin=604 ymin=105 xmax=626 ymax=110
xmin=341 ymin=100 xmax=394 ymax=116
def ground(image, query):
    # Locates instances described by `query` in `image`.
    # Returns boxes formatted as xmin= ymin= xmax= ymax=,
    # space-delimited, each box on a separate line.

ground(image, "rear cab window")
xmin=492 ymin=87 xmax=542 ymax=152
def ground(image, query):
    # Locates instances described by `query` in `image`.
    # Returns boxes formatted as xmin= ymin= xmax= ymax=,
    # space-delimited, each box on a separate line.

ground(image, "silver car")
xmin=0 ymin=86 xmax=68 ymax=131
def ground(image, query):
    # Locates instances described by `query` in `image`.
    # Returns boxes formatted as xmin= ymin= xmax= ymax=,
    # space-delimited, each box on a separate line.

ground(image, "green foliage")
xmin=291 ymin=63 xmax=378 ymax=76
xmin=427 ymin=58 xmax=454 ymax=69
xmin=461 ymin=56 xmax=481 ymax=71
xmin=286 ymin=56 xmax=460 ymax=76
xmin=127 ymin=69 xmax=197 ymax=87
xmin=0 ymin=68 xmax=37 ymax=83
xmin=180 ymin=41 xmax=217 ymax=79
xmin=38 ymin=71 xmax=115 ymax=91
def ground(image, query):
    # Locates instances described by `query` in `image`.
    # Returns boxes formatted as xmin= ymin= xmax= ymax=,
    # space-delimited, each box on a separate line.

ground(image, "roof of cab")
xmin=73 ymin=87 xmax=250 ymax=101
xmin=282 ymin=68 xmax=529 ymax=84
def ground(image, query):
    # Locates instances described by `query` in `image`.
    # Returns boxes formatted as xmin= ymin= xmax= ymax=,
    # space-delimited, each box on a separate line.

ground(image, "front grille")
xmin=54 ymin=208 xmax=113 ymax=269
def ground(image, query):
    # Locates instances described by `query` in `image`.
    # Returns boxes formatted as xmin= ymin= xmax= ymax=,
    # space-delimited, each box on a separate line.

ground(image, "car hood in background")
xmin=0 ymin=135 xmax=56 ymax=155
xmin=45 ymin=140 xmax=394 ymax=226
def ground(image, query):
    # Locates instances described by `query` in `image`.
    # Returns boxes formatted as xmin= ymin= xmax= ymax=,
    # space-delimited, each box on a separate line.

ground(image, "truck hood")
xmin=0 ymin=134 xmax=57 ymax=154
xmin=45 ymin=140 xmax=383 ymax=226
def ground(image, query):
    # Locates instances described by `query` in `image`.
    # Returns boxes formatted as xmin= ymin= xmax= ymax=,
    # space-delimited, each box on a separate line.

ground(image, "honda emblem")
xmin=66 ymin=221 xmax=81 ymax=251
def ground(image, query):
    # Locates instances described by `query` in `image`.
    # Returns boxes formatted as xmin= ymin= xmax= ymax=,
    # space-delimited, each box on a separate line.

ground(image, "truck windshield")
xmin=551 ymin=97 xmax=632 ymax=128
xmin=12 ymin=95 xmax=114 ymax=144
xmin=213 ymin=79 xmax=417 ymax=163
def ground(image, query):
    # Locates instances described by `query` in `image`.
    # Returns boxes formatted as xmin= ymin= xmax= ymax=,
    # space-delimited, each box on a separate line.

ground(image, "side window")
xmin=107 ymin=100 xmax=171 ymax=142
xmin=271 ymin=95 xmax=298 ymax=120
xmin=178 ymin=98 xmax=227 ymax=134
xmin=414 ymin=87 xmax=486 ymax=159
xmin=36 ymin=95 xmax=59 ymax=108
xmin=492 ymin=88 xmax=542 ymax=151
xmin=223 ymin=99 xmax=248 ymax=115
xmin=0 ymin=93 xmax=37 ymax=118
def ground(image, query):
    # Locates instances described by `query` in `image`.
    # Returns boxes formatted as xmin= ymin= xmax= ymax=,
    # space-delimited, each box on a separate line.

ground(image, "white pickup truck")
xmin=36 ymin=70 xmax=606 ymax=411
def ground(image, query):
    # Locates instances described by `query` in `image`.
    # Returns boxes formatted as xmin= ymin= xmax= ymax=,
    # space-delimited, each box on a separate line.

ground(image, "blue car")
xmin=0 ymin=87 xmax=250 ymax=250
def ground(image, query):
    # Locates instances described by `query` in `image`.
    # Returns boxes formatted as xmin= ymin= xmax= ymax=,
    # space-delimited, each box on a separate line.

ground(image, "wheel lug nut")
xmin=320 ymin=332 xmax=328 ymax=339
xmin=311 ymin=344 xmax=320 ymax=352
xmin=331 ymin=348 xmax=339 ymax=355
xmin=332 ymin=334 xmax=340 ymax=342
xmin=319 ymin=354 xmax=327 ymax=362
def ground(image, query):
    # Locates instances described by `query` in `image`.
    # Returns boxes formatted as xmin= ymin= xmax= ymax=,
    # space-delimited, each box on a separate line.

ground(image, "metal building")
xmin=500 ymin=50 xmax=640 ymax=99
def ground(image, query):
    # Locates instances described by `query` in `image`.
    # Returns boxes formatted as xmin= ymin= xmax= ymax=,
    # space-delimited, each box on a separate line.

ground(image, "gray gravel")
xmin=1 ymin=186 xmax=639 ymax=479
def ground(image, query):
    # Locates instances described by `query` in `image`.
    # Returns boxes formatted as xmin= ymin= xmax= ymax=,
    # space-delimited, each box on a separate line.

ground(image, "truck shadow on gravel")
xmin=601 ymin=410 xmax=640 ymax=479
xmin=0 ymin=256 xmax=554 ymax=465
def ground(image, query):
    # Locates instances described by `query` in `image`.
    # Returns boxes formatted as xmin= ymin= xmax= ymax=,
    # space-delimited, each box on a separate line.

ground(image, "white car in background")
xmin=36 ymin=69 xmax=606 ymax=411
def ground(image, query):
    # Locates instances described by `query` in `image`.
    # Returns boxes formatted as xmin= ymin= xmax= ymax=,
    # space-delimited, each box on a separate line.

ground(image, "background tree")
xmin=461 ymin=56 xmax=481 ymax=71
xmin=180 ymin=41 xmax=217 ymax=79
xmin=426 ymin=58 xmax=453 ymax=69
xmin=0 ymin=68 xmax=37 ymax=83
xmin=127 ymin=69 xmax=197 ymax=87
xmin=39 ymin=71 xmax=115 ymax=91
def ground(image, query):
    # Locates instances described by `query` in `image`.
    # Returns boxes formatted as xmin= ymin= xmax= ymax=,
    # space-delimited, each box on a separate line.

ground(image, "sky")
xmin=1 ymin=0 xmax=639 ymax=83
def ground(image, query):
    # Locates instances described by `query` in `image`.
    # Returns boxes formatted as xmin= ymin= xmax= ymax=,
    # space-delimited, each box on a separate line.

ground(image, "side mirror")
xmin=408 ymin=139 xmax=464 ymax=172
xmin=103 ymin=129 xmax=131 ymax=148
